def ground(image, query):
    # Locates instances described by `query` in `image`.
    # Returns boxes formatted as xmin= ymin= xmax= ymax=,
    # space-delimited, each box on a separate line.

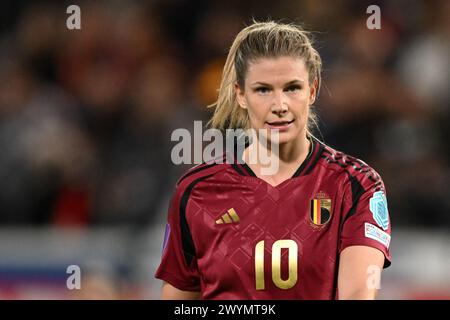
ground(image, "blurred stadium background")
xmin=0 ymin=0 xmax=448 ymax=299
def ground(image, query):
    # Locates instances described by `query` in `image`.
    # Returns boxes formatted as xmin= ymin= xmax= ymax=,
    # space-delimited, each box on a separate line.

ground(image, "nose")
xmin=271 ymin=91 xmax=288 ymax=116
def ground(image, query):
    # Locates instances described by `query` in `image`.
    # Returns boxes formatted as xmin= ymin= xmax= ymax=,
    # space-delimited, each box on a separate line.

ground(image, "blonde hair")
xmin=208 ymin=20 xmax=322 ymax=134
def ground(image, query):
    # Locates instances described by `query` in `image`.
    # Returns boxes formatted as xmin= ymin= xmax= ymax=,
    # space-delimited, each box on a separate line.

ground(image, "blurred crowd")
xmin=0 ymin=0 xmax=448 ymax=229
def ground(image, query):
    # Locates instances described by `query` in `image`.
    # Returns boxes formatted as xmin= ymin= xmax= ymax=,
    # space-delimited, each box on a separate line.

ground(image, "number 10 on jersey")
xmin=255 ymin=239 xmax=298 ymax=290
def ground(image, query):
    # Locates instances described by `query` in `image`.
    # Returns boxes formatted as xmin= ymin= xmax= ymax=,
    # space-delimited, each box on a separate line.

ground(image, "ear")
xmin=235 ymin=83 xmax=247 ymax=109
xmin=309 ymin=79 xmax=318 ymax=105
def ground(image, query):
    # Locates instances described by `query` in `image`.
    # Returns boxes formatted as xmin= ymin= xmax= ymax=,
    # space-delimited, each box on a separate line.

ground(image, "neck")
xmin=276 ymin=135 xmax=311 ymax=164
xmin=243 ymin=132 xmax=312 ymax=176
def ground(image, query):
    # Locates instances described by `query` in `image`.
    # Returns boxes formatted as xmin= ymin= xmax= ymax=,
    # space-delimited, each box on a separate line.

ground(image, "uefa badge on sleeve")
xmin=370 ymin=191 xmax=389 ymax=230
xmin=310 ymin=192 xmax=332 ymax=226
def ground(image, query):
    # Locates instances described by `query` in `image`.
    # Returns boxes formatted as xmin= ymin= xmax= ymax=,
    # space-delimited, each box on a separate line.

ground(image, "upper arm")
xmin=161 ymin=282 xmax=201 ymax=300
xmin=154 ymin=181 xmax=202 ymax=292
xmin=337 ymin=168 xmax=391 ymax=299
xmin=338 ymin=245 xmax=385 ymax=300
xmin=340 ymin=169 xmax=392 ymax=268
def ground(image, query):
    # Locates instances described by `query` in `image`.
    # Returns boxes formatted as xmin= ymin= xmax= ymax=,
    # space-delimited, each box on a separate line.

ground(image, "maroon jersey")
xmin=155 ymin=137 xmax=391 ymax=299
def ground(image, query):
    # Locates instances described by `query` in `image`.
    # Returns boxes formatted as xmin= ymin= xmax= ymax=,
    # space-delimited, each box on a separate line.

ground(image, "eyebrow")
xmin=250 ymin=79 xmax=305 ymax=86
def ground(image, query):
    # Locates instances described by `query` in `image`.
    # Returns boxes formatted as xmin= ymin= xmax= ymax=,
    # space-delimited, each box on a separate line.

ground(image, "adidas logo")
xmin=215 ymin=208 xmax=240 ymax=224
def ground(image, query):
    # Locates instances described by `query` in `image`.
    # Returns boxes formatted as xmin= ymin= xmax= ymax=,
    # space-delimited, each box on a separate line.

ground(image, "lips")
xmin=266 ymin=119 xmax=295 ymax=126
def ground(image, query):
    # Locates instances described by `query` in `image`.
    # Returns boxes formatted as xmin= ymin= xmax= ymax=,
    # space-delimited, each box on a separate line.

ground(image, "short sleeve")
xmin=154 ymin=184 xmax=201 ymax=291
xmin=340 ymin=172 xmax=392 ymax=268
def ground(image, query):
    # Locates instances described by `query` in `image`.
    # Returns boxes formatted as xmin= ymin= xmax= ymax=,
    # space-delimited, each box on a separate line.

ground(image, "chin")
xmin=266 ymin=132 xmax=295 ymax=145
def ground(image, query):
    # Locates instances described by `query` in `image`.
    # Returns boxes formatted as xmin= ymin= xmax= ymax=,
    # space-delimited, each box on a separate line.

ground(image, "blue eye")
xmin=285 ymin=85 xmax=301 ymax=92
xmin=255 ymin=87 xmax=270 ymax=94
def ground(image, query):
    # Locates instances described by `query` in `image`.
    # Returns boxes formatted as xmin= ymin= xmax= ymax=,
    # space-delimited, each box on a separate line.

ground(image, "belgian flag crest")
xmin=310 ymin=193 xmax=332 ymax=226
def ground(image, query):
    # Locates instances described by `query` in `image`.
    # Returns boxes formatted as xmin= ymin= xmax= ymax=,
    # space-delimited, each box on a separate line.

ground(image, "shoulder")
xmin=166 ymin=161 xmax=231 ymax=212
xmin=175 ymin=160 xmax=230 ymax=191
xmin=318 ymin=141 xmax=385 ymax=193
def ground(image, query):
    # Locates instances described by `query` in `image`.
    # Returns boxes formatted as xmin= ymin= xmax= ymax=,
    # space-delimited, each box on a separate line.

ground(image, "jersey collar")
xmin=231 ymin=135 xmax=324 ymax=178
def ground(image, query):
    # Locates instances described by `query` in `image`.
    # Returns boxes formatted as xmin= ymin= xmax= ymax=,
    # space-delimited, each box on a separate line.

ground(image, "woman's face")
xmin=236 ymin=56 xmax=316 ymax=145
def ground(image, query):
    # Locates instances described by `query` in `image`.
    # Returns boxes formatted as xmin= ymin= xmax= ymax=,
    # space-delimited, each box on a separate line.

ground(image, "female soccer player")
xmin=155 ymin=21 xmax=391 ymax=299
